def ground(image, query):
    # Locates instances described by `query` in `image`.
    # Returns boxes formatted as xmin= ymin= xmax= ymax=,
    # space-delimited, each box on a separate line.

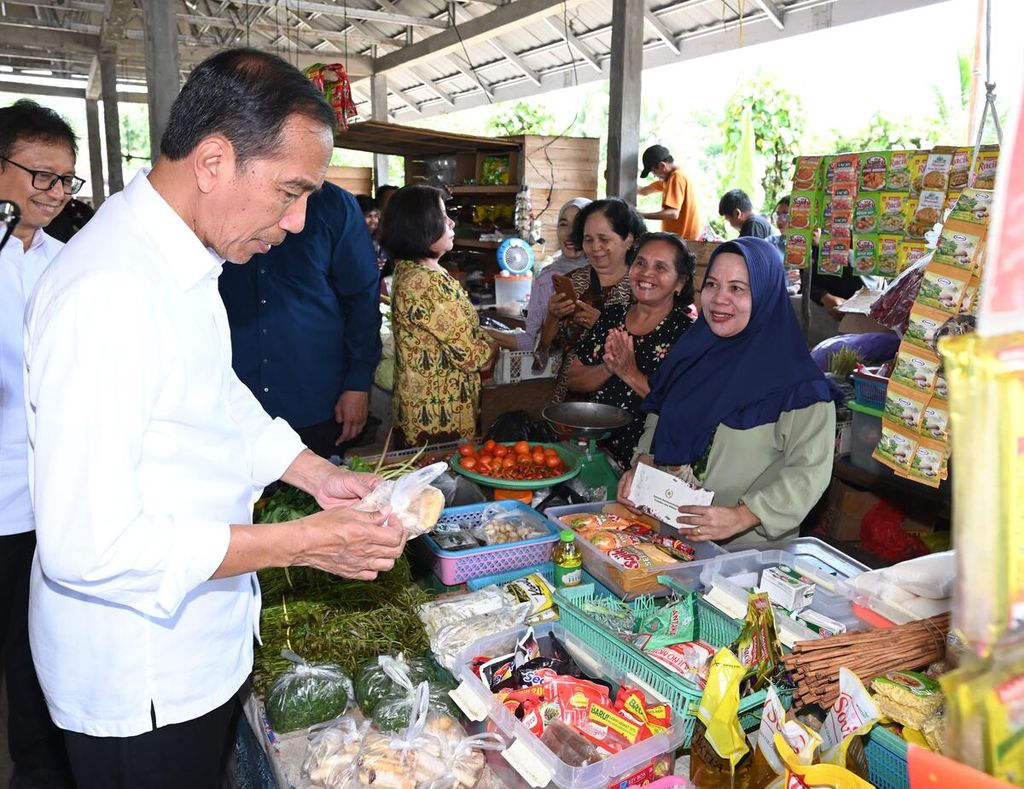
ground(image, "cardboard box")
xmin=826 ymin=480 xmax=882 ymax=542
xmin=759 ymin=565 xmax=815 ymax=612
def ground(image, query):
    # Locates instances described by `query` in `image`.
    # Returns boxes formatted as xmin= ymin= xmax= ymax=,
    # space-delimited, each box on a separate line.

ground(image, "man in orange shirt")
xmin=637 ymin=144 xmax=703 ymax=240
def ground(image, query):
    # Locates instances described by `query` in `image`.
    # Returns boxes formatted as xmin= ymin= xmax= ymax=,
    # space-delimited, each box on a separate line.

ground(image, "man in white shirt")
xmin=24 ymin=49 xmax=406 ymax=788
xmin=0 ymin=99 xmax=78 ymax=789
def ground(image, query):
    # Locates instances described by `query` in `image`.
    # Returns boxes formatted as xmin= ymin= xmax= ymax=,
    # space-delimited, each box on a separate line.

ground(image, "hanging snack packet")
xmin=859 ymin=152 xmax=887 ymax=192
xmin=775 ymin=731 xmax=874 ymax=789
xmin=793 ymin=156 xmax=824 ymax=191
xmin=691 ymin=649 xmax=752 ymax=788
xmin=949 ymin=147 xmax=972 ymax=191
xmin=878 ymin=234 xmax=901 ymax=277
xmin=852 ymin=235 xmax=879 ymax=275
xmin=883 ymin=381 xmax=928 ymax=433
xmin=731 ymin=592 xmax=783 ymax=690
xmin=948 ymin=187 xmax=995 ymax=226
xmin=853 ymin=194 xmax=879 ymax=233
xmin=820 ymin=668 xmax=882 ymax=780
xmin=870 ymin=671 xmax=944 ymax=731
xmin=921 ymin=399 xmax=950 ymax=442
xmin=785 ymin=230 xmax=813 ymax=269
xmin=898 ymin=240 xmax=929 ymax=274
xmin=905 ymin=304 xmax=951 ymax=351
xmin=908 ymin=436 xmax=946 ymax=488
xmin=970 ymin=144 xmax=999 ymax=189
xmin=501 ymin=574 xmax=558 ymax=625
xmin=917 ymin=262 xmax=971 ymax=314
xmin=878 ymin=192 xmax=909 ymax=234
xmin=872 ymin=420 xmax=919 ymax=475
xmin=886 ymin=151 xmax=913 ymax=190
xmin=789 ymin=193 xmax=816 ymax=230
xmin=892 ymin=346 xmax=941 ymax=394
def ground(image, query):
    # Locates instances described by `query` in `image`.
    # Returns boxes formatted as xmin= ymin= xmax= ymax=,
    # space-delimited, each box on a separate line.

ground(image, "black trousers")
xmin=63 ymin=694 xmax=239 ymax=789
xmin=0 ymin=531 xmax=72 ymax=784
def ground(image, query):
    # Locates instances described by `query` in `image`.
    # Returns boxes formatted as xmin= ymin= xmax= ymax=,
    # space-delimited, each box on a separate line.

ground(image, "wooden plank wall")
xmin=325 ymin=165 xmax=373 ymax=197
xmin=515 ymin=135 xmax=600 ymax=225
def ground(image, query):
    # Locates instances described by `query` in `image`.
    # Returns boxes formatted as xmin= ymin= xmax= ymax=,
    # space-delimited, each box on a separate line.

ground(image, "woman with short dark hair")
xmin=547 ymin=198 xmax=646 ymax=401
xmin=383 ymin=185 xmax=496 ymax=446
xmin=568 ymin=232 xmax=695 ymax=467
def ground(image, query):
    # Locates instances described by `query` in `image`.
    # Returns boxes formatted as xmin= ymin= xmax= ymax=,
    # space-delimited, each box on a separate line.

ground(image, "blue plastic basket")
xmin=864 ymin=726 xmax=910 ymax=789
xmin=417 ymin=501 xmax=560 ymax=585
xmin=852 ymin=370 xmax=889 ymax=410
xmin=466 ymin=562 xmax=616 ymax=600
xmin=554 ymin=583 xmax=793 ymax=748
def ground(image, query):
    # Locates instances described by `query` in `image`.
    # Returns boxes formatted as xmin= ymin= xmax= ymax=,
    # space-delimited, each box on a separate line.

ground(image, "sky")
xmin=1 ymin=0 xmax=1022 ymax=201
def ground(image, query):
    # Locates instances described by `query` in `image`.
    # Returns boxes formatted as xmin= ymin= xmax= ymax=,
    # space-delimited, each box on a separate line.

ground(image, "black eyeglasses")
xmin=0 ymin=156 xmax=84 ymax=195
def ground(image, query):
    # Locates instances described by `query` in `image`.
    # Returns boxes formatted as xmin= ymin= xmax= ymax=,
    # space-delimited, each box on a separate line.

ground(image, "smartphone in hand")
xmin=551 ymin=274 xmax=577 ymax=305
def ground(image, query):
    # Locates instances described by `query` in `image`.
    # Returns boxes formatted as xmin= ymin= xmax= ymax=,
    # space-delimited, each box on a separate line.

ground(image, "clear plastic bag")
xmin=356 ymin=683 xmax=504 ymax=789
xmin=472 ymin=503 xmax=549 ymax=545
xmin=423 ymin=596 xmax=532 ymax=670
xmin=302 ymin=716 xmax=368 ymax=788
xmin=265 ymin=650 xmax=353 ymax=734
xmin=353 ymin=654 xmax=434 ymax=717
xmin=355 ymin=462 xmax=448 ymax=537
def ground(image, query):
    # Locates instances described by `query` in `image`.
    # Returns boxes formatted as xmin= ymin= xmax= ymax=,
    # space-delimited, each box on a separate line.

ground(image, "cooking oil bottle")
xmin=553 ymin=529 xmax=582 ymax=588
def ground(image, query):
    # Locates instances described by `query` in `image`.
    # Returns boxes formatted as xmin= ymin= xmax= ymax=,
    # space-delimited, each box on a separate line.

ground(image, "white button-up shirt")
xmin=0 ymin=227 xmax=63 ymax=537
xmin=24 ymin=171 xmax=306 ymax=737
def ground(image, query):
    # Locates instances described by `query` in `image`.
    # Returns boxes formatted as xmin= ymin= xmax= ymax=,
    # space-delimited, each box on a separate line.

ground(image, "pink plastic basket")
xmin=418 ymin=501 xmax=560 ymax=585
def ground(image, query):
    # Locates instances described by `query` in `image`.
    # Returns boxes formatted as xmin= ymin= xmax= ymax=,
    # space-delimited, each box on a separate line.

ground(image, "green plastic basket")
xmin=863 ymin=726 xmax=909 ymax=789
xmin=554 ymin=584 xmax=793 ymax=748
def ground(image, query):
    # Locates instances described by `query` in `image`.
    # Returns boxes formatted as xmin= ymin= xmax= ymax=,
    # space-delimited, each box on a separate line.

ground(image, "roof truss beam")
xmin=753 ymin=0 xmax=786 ymax=30
xmin=545 ymin=14 xmax=601 ymax=72
xmin=226 ymin=0 xmax=448 ymax=30
xmin=643 ymin=8 xmax=681 ymax=54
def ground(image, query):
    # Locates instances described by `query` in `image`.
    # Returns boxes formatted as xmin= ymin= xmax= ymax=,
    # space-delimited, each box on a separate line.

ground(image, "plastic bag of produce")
xmin=353 ymin=654 xmax=434 ymax=717
xmin=418 ymin=588 xmax=532 ymax=670
xmin=264 ymin=650 xmax=352 ymax=734
xmin=373 ymin=680 xmax=459 ymax=733
xmin=472 ymin=503 xmax=549 ymax=545
xmin=302 ymin=716 xmax=368 ymax=788
xmin=354 ymin=462 xmax=448 ymax=537
xmin=357 ymin=682 xmax=504 ymax=788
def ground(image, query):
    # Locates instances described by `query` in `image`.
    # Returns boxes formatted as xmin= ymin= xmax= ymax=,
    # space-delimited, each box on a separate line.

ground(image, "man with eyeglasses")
xmin=0 ymin=99 xmax=76 ymax=788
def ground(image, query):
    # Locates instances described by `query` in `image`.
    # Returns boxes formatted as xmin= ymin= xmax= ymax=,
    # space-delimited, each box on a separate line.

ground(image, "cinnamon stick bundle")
xmin=781 ymin=613 xmax=949 ymax=707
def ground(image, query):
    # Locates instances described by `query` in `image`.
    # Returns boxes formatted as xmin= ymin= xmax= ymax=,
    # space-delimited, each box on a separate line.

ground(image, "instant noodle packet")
xmin=883 ymin=380 xmax=928 ymax=433
xmin=949 ymin=187 xmax=994 ymax=225
xmin=858 ymin=152 xmax=887 ymax=192
xmin=970 ymin=144 xmax=1000 ymax=189
xmin=873 ymin=420 xmax=919 ymax=474
xmin=878 ymin=234 xmax=901 ymax=277
xmin=886 ymin=150 xmax=913 ymax=191
xmin=934 ymin=222 xmax=984 ymax=271
xmin=917 ymin=262 xmax=972 ymax=313
xmin=852 ymin=234 xmax=878 ymax=275
xmin=908 ymin=436 xmax=946 ymax=487
xmin=892 ymin=345 xmax=941 ymax=393
xmin=853 ymin=194 xmax=879 ymax=234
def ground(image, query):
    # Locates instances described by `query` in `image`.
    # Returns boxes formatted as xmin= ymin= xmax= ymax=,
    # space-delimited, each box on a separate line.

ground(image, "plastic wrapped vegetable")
xmin=353 ymin=654 xmax=433 ymax=717
xmin=264 ymin=650 xmax=352 ymax=733
xmin=302 ymin=716 xmax=368 ymax=788
xmin=357 ymin=683 xmax=504 ymax=788
xmin=373 ymin=679 xmax=459 ymax=733
xmin=354 ymin=463 xmax=448 ymax=538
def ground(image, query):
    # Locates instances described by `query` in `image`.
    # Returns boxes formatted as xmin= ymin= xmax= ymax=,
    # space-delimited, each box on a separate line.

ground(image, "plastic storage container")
xmin=689 ymin=545 xmax=869 ymax=640
xmin=849 ymin=401 xmax=887 ymax=475
xmin=716 ymin=537 xmax=870 ymax=583
xmin=418 ymin=501 xmax=560 ymax=585
xmin=449 ymin=622 xmax=684 ymax=788
xmin=544 ymin=502 xmax=727 ymax=600
xmin=465 ymin=562 xmax=616 ymax=600
xmin=863 ymin=726 xmax=909 ymax=789
xmin=493 ymin=349 xmax=562 ymax=384
xmin=553 ymin=584 xmax=792 ymax=747
xmin=852 ymin=369 xmax=889 ymax=410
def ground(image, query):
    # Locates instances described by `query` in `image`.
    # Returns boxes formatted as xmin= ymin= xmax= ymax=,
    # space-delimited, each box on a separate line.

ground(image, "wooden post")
xmin=98 ymin=53 xmax=124 ymax=194
xmin=141 ymin=0 xmax=181 ymax=162
xmin=606 ymin=0 xmax=643 ymax=202
xmin=84 ymin=98 xmax=105 ymax=207
xmin=370 ymin=73 xmax=391 ymax=190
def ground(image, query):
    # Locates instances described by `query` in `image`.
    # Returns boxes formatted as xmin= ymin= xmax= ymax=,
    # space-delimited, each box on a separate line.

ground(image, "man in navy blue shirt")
xmin=220 ymin=181 xmax=382 ymax=458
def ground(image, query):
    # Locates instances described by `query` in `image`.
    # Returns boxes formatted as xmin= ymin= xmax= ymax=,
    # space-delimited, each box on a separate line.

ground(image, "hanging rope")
xmin=970 ymin=0 xmax=1003 ymax=184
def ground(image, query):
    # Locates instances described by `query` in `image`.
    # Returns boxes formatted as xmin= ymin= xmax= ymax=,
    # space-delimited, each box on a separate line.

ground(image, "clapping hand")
xmin=603 ymin=329 xmax=637 ymax=378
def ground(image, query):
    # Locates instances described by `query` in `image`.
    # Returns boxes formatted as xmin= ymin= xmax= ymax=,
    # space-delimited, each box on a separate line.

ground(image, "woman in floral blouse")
xmin=383 ymin=185 xmax=496 ymax=446
xmin=568 ymin=233 xmax=695 ymax=467
xmin=547 ymin=198 xmax=646 ymax=402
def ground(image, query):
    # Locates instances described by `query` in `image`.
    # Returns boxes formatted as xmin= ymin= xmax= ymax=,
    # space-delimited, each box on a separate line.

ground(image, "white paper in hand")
xmin=630 ymin=463 xmax=715 ymax=526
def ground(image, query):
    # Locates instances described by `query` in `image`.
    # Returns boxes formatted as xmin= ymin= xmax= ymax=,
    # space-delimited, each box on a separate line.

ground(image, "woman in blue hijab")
xmin=617 ymin=237 xmax=837 ymax=545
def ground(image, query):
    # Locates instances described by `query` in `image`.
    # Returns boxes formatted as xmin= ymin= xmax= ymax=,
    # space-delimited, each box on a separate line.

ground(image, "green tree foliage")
xmin=486 ymin=101 xmax=558 ymax=136
xmin=720 ymin=73 xmax=806 ymax=212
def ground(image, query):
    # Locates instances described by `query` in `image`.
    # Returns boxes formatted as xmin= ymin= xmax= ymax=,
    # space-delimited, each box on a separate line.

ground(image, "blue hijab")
xmin=642 ymin=236 xmax=834 ymax=466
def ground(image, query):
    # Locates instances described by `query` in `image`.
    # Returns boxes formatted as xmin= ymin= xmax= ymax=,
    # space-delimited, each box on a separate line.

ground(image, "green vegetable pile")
xmin=254 ymin=556 xmax=433 ymax=695
xmin=264 ymin=659 xmax=351 ymax=733
xmin=255 ymin=483 xmax=320 ymax=523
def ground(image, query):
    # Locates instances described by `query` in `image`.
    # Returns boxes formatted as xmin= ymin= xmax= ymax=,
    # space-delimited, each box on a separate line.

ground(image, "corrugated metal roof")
xmin=0 ymin=0 xmax=945 ymax=119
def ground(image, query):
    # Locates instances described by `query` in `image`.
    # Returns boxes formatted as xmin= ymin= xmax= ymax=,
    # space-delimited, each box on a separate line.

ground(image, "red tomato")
xmin=461 ymin=457 xmax=478 ymax=471
xmin=483 ymin=439 xmax=497 ymax=452
xmin=514 ymin=454 xmax=531 ymax=466
xmin=502 ymin=456 xmax=517 ymax=469
xmin=457 ymin=443 xmax=475 ymax=457
xmin=532 ymin=451 xmax=546 ymax=466
xmin=543 ymin=447 xmax=560 ymax=457
xmin=478 ymin=452 xmax=493 ymax=465
xmin=493 ymin=445 xmax=509 ymax=458
xmin=546 ymin=455 xmax=564 ymax=469
xmin=512 ymin=441 xmax=531 ymax=456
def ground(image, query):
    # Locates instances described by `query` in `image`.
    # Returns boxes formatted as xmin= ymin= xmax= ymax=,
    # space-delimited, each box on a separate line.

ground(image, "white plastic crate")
xmin=492 ymin=349 xmax=562 ymax=385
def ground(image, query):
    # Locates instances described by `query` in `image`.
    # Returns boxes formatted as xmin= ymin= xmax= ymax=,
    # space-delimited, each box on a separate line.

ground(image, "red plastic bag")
xmin=859 ymin=501 xmax=927 ymax=563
